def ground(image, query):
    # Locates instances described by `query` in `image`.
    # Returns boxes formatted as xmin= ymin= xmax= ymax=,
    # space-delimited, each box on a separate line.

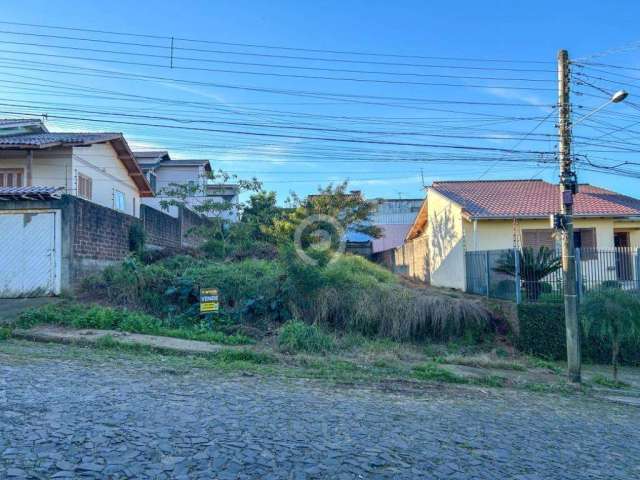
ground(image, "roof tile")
xmin=431 ymin=180 xmax=640 ymax=218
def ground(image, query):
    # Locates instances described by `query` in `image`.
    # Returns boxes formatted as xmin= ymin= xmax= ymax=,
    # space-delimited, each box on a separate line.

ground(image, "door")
xmin=0 ymin=211 xmax=60 ymax=297
xmin=614 ymin=232 xmax=633 ymax=281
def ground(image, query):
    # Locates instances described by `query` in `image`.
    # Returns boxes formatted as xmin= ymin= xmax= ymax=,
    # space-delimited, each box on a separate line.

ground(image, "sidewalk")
xmin=12 ymin=325 xmax=226 ymax=356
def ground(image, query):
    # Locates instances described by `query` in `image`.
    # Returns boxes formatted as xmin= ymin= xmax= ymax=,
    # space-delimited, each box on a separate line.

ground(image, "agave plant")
xmin=581 ymin=288 xmax=640 ymax=381
xmin=493 ymin=247 xmax=562 ymax=301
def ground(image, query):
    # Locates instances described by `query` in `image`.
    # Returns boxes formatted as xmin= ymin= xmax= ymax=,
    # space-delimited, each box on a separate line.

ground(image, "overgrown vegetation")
xmin=18 ymin=303 xmax=251 ymax=345
xmin=0 ymin=326 xmax=11 ymax=340
xmin=277 ymin=320 xmax=336 ymax=354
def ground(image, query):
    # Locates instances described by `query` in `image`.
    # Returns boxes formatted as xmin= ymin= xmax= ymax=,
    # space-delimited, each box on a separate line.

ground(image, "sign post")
xmin=199 ymin=288 xmax=219 ymax=314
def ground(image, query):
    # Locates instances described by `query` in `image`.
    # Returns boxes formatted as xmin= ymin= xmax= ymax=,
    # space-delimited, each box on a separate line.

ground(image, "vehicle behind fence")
xmin=465 ymin=247 xmax=640 ymax=303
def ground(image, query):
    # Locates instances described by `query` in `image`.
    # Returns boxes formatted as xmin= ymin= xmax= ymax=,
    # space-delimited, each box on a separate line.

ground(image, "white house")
xmin=135 ymin=150 xmax=240 ymax=220
xmin=0 ymin=119 xmax=153 ymax=216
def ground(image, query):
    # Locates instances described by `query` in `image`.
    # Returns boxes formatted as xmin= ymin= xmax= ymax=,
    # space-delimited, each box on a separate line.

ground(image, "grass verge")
xmin=17 ymin=303 xmax=252 ymax=346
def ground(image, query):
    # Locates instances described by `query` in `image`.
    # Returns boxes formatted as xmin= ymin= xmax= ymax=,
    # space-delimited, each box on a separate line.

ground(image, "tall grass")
xmin=81 ymin=251 xmax=493 ymax=343
xmin=302 ymin=281 xmax=491 ymax=341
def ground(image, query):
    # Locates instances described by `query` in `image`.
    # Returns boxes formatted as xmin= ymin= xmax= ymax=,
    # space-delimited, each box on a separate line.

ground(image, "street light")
xmin=574 ymin=90 xmax=629 ymax=126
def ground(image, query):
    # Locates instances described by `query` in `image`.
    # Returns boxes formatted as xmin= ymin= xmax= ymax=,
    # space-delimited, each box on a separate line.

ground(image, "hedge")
xmin=517 ymin=303 xmax=566 ymax=360
xmin=517 ymin=303 xmax=640 ymax=365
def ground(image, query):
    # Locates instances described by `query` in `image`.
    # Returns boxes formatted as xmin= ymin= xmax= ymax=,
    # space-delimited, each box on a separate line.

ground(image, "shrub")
xmin=128 ymin=223 xmax=146 ymax=254
xmin=493 ymin=279 xmax=515 ymax=299
xmin=517 ymin=301 xmax=640 ymax=367
xmin=0 ymin=326 xmax=11 ymax=340
xmin=540 ymin=282 xmax=553 ymax=294
xmin=581 ymin=288 xmax=640 ymax=380
xmin=600 ymin=280 xmax=622 ymax=289
xmin=517 ymin=303 xmax=566 ymax=359
xmin=494 ymin=247 xmax=561 ymax=301
xmin=277 ymin=320 xmax=336 ymax=354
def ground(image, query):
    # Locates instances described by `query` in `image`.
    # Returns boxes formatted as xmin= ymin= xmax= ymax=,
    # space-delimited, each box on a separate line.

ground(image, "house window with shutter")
xmin=0 ymin=169 xmax=24 ymax=188
xmin=574 ymin=228 xmax=597 ymax=260
xmin=521 ymin=229 xmax=556 ymax=251
xmin=77 ymin=173 xmax=92 ymax=200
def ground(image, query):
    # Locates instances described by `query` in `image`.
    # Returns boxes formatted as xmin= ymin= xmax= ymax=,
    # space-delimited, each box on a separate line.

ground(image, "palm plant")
xmin=493 ymin=247 xmax=562 ymax=301
xmin=581 ymin=288 xmax=640 ymax=381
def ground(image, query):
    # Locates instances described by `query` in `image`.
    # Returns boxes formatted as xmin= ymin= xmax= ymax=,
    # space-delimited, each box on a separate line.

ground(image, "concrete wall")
xmin=392 ymin=234 xmax=429 ymax=282
xmin=426 ymin=189 xmax=467 ymax=290
xmin=72 ymin=143 xmax=141 ymax=217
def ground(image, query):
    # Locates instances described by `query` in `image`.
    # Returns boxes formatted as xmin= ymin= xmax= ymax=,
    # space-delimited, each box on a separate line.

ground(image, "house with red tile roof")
xmin=401 ymin=179 xmax=640 ymax=289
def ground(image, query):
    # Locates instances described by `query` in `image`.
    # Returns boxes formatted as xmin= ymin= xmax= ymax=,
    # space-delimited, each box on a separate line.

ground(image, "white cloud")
xmin=484 ymin=87 xmax=552 ymax=111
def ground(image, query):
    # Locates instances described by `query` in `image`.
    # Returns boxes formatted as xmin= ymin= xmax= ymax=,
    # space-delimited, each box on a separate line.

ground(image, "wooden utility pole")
xmin=557 ymin=49 xmax=581 ymax=383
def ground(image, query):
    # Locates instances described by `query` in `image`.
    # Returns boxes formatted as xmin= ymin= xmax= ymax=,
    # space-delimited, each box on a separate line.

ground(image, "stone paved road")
xmin=1 ymin=342 xmax=639 ymax=479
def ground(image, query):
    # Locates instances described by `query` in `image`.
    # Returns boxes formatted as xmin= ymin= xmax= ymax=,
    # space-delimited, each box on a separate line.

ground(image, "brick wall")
xmin=141 ymin=204 xmax=181 ymax=249
xmin=72 ymin=197 xmax=139 ymax=261
xmin=180 ymin=206 xmax=209 ymax=248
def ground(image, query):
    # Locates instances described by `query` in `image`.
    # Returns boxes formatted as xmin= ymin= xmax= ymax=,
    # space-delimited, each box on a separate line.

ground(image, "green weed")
xmin=277 ymin=320 xmax=336 ymax=355
xmin=0 ymin=326 xmax=12 ymax=340
xmin=591 ymin=374 xmax=631 ymax=389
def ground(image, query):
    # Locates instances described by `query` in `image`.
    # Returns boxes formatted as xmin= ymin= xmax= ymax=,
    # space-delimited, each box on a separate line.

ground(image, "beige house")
xmin=401 ymin=180 xmax=640 ymax=290
xmin=0 ymin=119 xmax=153 ymax=216
xmin=135 ymin=150 xmax=240 ymax=220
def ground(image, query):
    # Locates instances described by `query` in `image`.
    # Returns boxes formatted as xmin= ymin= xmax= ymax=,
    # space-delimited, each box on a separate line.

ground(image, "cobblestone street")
xmin=1 ymin=341 xmax=639 ymax=479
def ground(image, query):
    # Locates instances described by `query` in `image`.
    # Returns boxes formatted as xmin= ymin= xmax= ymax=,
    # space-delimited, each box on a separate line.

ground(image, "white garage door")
xmin=0 ymin=211 xmax=60 ymax=298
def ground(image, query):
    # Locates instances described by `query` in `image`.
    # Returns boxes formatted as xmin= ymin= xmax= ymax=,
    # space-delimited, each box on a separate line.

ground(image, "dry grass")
xmin=305 ymin=283 xmax=493 ymax=342
xmin=440 ymin=353 xmax=526 ymax=371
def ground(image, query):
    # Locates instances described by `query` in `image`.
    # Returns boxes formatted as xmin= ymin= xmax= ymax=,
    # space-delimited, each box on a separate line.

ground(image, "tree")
xmin=581 ymin=288 xmax=640 ymax=381
xmin=493 ymin=247 xmax=561 ymax=301
xmin=159 ymin=169 xmax=262 ymax=258
xmin=267 ymin=182 xmax=382 ymax=251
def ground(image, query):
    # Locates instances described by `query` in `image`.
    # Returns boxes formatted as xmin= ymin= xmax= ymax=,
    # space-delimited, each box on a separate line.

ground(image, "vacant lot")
xmin=1 ymin=340 xmax=638 ymax=480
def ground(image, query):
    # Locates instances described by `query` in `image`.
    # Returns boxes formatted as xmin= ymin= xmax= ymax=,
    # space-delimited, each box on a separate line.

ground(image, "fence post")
xmin=514 ymin=248 xmax=521 ymax=304
xmin=575 ymin=247 xmax=583 ymax=302
xmin=485 ymin=250 xmax=490 ymax=297
xmin=636 ymin=248 xmax=640 ymax=291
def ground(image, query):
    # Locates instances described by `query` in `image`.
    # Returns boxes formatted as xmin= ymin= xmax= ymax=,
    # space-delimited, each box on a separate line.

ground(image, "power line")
xmin=0 ymin=20 xmax=554 ymax=66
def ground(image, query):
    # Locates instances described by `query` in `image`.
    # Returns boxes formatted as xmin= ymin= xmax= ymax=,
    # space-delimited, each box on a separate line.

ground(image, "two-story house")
xmin=135 ymin=150 xmax=240 ymax=220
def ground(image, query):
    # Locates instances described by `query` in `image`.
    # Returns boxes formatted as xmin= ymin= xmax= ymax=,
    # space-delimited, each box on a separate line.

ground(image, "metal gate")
xmin=0 ymin=211 xmax=60 ymax=297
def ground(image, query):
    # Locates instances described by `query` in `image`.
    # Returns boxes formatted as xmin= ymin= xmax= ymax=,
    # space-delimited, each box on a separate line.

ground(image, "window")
xmin=114 ymin=190 xmax=126 ymax=211
xmin=521 ymin=229 xmax=555 ymax=251
xmin=0 ymin=169 xmax=24 ymax=188
xmin=574 ymin=228 xmax=597 ymax=260
xmin=77 ymin=173 xmax=92 ymax=200
xmin=148 ymin=172 xmax=157 ymax=193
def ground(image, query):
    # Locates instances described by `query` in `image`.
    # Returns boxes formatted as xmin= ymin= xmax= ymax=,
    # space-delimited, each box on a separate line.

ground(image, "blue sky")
xmin=2 ymin=0 xmax=640 ymax=201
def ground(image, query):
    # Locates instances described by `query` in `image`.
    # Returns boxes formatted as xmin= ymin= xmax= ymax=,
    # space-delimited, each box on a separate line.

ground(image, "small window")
xmin=148 ymin=172 xmax=157 ymax=193
xmin=521 ymin=229 xmax=555 ymax=251
xmin=0 ymin=169 xmax=25 ymax=188
xmin=77 ymin=173 xmax=92 ymax=200
xmin=114 ymin=190 xmax=126 ymax=211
